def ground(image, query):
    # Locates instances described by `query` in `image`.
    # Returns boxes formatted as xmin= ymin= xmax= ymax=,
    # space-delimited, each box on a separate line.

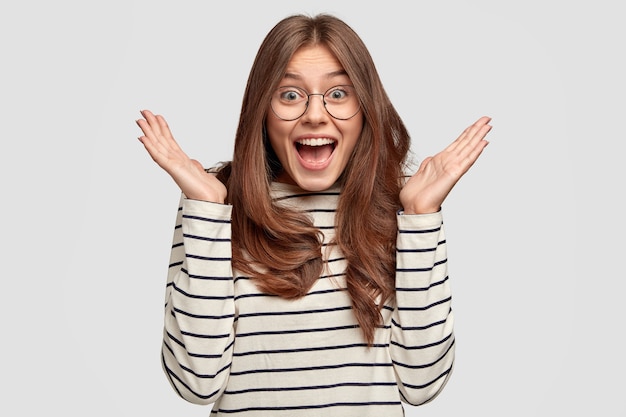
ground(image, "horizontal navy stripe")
xmin=305 ymin=208 xmax=336 ymax=213
xmin=177 ymin=266 xmax=231 ymax=281
xmin=173 ymin=307 xmax=235 ymax=320
xmin=326 ymin=256 xmax=346 ymax=263
xmin=390 ymin=332 xmax=453 ymax=350
xmin=173 ymin=283 xmax=234 ymax=300
xmin=234 ymin=287 xmax=346 ymax=301
xmin=164 ymin=331 xmax=186 ymax=350
xmin=237 ymin=324 xmax=358 ymax=338
xmin=167 ymin=267 xmax=233 ymax=281
xmin=167 ymin=350 xmax=232 ymax=380
xmin=230 ymin=362 xmax=393 ymax=376
xmin=391 ymin=317 xmax=447 ymax=331
xmin=396 ymin=276 xmax=448 ymax=292
xmin=233 ymin=342 xmax=387 ymax=357
xmin=396 ymin=295 xmax=451 ymax=311
xmin=398 ymin=226 xmax=441 ymax=234
xmin=320 ymin=271 xmax=345 ymax=279
xmin=183 ymin=214 xmax=230 ymax=224
xmin=186 ymin=253 xmax=231 ymax=262
xmin=214 ymin=401 xmax=401 ymax=414
xmin=232 ymin=271 xmax=346 ymax=283
xmin=238 ymin=305 xmax=352 ymax=318
xmin=169 ymin=260 xmax=183 ymax=268
xmin=163 ymin=362 xmax=227 ymax=400
xmin=164 ymin=332 xmax=235 ymax=358
xmin=274 ymin=191 xmax=341 ymax=202
xmin=183 ymin=233 xmax=231 ymax=242
xmin=401 ymin=367 xmax=452 ymax=390
xmin=171 ymin=308 xmax=234 ymax=324
xmin=392 ymin=340 xmax=454 ymax=369
xmin=397 ymin=258 xmax=448 ymax=273
xmin=187 ymin=343 xmax=236 ymax=360
xmin=224 ymin=381 xmax=396 ymax=395
xmin=180 ymin=329 xmax=231 ymax=339
xmin=397 ymin=246 xmax=436 ymax=253
xmin=185 ymin=271 xmax=232 ymax=281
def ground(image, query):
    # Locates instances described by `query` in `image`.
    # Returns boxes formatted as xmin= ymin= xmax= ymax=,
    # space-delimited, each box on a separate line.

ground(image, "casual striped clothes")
xmin=161 ymin=181 xmax=455 ymax=416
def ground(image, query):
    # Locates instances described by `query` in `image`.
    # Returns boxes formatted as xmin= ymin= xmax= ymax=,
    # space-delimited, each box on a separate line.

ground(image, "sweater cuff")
xmin=396 ymin=209 xmax=443 ymax=230
xmin=182 ymin=197 xmax=233 ymax=219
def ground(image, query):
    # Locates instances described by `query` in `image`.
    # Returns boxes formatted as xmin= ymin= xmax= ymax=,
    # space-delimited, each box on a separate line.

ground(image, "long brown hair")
xmin=216 ymin=14 xmax=411 ymax=344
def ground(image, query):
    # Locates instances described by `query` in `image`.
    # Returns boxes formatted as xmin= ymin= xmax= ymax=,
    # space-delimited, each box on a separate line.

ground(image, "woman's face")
xmin=266 ymin=44 xmax=363 ymax=191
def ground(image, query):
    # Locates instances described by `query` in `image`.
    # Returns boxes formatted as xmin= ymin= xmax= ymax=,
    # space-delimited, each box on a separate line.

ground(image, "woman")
xmin=137 ymin=13 xmax=491 ymax=416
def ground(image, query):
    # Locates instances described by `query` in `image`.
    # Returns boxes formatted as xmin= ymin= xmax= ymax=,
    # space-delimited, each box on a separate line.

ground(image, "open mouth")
xmin=295 ymin=138 xmax=337 ymax=164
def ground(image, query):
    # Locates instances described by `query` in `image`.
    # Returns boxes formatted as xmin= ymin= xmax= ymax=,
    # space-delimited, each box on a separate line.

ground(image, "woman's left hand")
xmin=400 ymin=116 xmax=492 ymax=214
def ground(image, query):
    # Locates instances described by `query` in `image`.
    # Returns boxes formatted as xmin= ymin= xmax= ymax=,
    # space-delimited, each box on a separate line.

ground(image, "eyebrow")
xmin=283 ymin=69 xmax=349 ymax=81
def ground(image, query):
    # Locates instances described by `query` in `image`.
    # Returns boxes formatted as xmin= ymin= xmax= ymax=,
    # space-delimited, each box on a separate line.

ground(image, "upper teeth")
xmin=297 ymin=138 xmax=335 ymax=146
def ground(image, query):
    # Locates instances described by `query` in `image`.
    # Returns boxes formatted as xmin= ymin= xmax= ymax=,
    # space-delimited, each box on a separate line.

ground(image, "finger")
xmin=136 ymin=118 xmax=171 ymax=156
xmin=137 ymin=111 xmax=182 ymax=156
xmin=140 ymin=109 xmax=164 ymax=138
xmin=446 ymin=116 xmax=491 ymax=148
xmin=136 ymin=124 xmax=176 ymax=168
xmin=449 ymin=116 xmax=492 ymax=154
xmin=137 ymin=132 xmax=165 ymax=165
xmin=461 ymin=123 xmax=492 ymax=155
xmin=136 ymin=116 xmax=156 ymax=138
xmin=453 ymin=129 xmax=490 ymax=173
xmin=136 ymin=110 xmax=166 ymax=144
xmin=457 ymin=123 xmax=491 ymax=168
xmin=459 ymin=139 xmax=489 ymax=175
xmin=156 ymin=114 xmax=176 ymax=142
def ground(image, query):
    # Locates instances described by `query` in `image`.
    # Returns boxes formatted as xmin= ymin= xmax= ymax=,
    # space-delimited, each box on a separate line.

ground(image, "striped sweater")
xmin=161 ymin=181 xmax=455 ymax=416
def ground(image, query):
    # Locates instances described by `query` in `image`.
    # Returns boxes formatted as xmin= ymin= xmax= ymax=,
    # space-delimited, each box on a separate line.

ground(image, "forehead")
xmin=283 ymin=44 xmax=349 ymax=83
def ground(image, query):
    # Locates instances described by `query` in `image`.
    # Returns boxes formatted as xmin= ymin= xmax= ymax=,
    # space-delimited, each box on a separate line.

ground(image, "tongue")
xmin=298 ymin=144 xmax=333 ymax=163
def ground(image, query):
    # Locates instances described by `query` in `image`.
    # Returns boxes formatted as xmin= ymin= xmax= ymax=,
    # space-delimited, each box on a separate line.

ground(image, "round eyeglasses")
xmin=270 ymin=85 xmax=361 ymax=121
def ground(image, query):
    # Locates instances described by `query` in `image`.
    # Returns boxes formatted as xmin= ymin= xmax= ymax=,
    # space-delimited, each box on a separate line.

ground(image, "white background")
xmin=2 ymin=0 xmax=624 ymax=415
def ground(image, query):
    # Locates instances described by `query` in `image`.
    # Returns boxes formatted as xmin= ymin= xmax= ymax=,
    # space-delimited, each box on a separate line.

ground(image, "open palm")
xmin=136 ymin=110 xmax=227 ymax=203
xmin=400 ymin=116 xmax=492 ymax=214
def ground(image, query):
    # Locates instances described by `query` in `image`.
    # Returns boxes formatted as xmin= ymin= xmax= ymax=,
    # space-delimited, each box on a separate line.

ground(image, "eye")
xmin=325 ymin=86 xmax=352 ymax=102
xmin=277 ymin=87 xmax=306 ymax=103
xmin=281 ymin=91 xmax=299 ymax=101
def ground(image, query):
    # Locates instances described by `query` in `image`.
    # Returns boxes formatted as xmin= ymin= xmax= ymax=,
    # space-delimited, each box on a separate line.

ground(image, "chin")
xmin=293 ymin=173 xmax=339 ymax=192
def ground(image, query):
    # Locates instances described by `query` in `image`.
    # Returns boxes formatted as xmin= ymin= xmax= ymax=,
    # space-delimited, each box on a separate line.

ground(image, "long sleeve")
xmin=390 ymin=210 xmax=455 ymax=405
xmin=161 ymin=195 xmax=235 ymax=405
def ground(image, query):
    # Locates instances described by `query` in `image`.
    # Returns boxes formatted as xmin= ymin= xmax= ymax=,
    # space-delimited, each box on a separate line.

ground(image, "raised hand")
xmin=136 ymin=110 xmax=227 ymax=203
xmin=400 ymin=116 xmax=492 ymax=214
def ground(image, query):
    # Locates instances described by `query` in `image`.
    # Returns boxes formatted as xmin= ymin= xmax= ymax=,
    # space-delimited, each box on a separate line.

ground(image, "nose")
xmin=301 ymin=93 xmax=328 ymax=124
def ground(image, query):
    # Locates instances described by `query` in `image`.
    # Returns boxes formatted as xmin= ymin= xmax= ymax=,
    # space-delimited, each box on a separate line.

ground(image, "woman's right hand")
xmin=136 ymin=109 xmax=227 ymax=203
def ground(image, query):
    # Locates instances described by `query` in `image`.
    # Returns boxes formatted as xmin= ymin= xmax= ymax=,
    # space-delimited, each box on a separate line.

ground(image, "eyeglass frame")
xmin=269 ymin=84 xmax=361 ymax=121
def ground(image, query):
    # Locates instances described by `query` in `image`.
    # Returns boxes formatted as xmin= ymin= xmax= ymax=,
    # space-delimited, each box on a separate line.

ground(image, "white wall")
xmin=2 ymin=0 xmax=623 ymax=415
